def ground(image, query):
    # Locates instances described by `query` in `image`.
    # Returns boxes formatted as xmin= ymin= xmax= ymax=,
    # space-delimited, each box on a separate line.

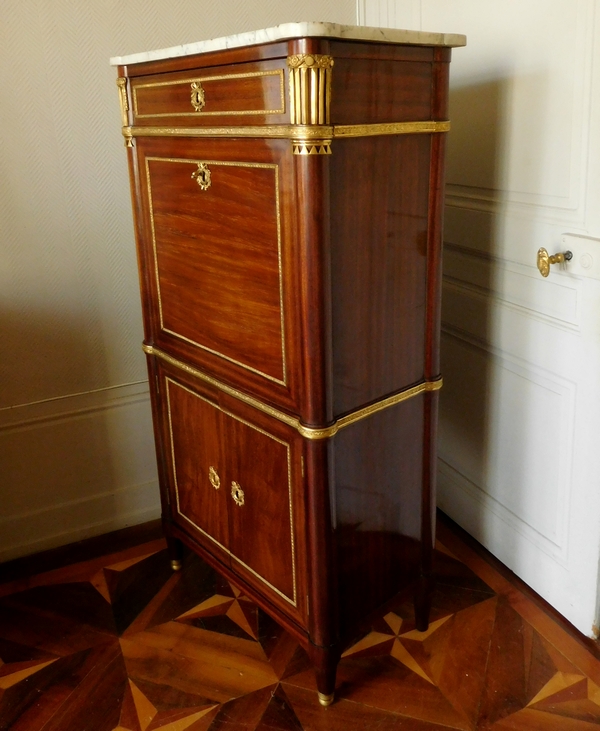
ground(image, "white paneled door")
xmin=359 ymin=0 xmax=600 ymax=636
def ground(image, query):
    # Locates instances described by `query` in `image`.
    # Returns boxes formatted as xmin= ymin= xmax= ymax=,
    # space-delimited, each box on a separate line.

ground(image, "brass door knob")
xmin=537 ymin=247 xmax=572 ymax=277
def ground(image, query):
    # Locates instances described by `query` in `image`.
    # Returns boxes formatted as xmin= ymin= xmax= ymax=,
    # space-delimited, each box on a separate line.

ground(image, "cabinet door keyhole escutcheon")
xmin=231 ymin=481 xmax=245 ymax=507
xmin=209 ymin=466 xmax=221 ymax=490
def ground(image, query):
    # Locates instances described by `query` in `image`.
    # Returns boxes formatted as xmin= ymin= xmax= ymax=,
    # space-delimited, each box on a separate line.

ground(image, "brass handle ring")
xmin=190 ymin=81 xmax=205 ymax=112
xmin=537 ymin=247 xmax=572 ymax=277
xmin=231 ymin=481 xmax=245 ymax=507
xmin=208 ymin=466 xmax=220 ymax=490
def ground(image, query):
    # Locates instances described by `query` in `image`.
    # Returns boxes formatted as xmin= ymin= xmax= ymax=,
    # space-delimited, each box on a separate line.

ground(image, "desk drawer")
xmin=131 ymin=60 xmax=287 ymax=125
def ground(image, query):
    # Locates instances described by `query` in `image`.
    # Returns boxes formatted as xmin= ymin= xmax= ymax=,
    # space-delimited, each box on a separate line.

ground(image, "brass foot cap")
xmin=171 ymin=559 xmax=182 ymax=571
xmin=318 ymin=692 xmax=334 ymax=707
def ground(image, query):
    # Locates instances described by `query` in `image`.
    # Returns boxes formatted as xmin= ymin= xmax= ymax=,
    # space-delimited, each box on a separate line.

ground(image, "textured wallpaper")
xmin=0 ymin=0 xmax=356 ymax=560
xmin=0 ymin=0 xmax=355 ymax=409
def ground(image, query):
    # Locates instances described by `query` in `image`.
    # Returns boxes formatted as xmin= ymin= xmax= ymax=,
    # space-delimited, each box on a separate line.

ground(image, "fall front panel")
xmin=136 ymin=137 xmax=296 ymax=400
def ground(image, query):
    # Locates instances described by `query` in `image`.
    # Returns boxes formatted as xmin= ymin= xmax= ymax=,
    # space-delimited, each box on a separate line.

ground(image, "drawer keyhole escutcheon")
xmin=231 ymin=481 xmax=245 ymax=507
xmin=191 ymin=163 xmax=211 ymax=191
xmin=208 ymin=466 xmax=220 ymax=490
xmin=190 ymin=81 xmax=205 ymax=112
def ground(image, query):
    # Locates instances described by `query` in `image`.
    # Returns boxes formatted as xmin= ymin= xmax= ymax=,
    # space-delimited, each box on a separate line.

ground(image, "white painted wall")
xmin=359 ymin=0 xmax=600 ymax=637
xmin=0 ymin=1 xmax=355 ymax=562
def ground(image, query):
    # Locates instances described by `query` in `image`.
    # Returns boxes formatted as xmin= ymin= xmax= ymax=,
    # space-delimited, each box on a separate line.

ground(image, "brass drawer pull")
xmin=190 ymin=81 xmax=205 ymax=112
xmin=231 ymin=481 xmax=245 ymax=507
xmin=209 ymin=466 xmax=221 ymax=490
xmin=191 ymin=162 xmax=211 ymax=191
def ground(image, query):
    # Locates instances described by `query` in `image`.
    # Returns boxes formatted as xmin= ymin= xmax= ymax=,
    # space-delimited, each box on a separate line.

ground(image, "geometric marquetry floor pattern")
xmin=1 ymin=524 xmax=600 ymax=730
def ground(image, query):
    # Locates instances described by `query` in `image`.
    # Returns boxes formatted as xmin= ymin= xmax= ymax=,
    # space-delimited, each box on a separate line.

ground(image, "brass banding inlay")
xmin=335 ymin=120 xmax=451 ymax=137
xmin=145 ymin=156 xmax=287 ymax=386
xmin=165 ymin=376 xmax=297 ymax=606
xmin=146 ymin=344 xmax=443 ymax=439
xmin=297 ymin=379 xmax=443 ymax=439
xmin=133 ymin=69 xmax=285 ymax=118
xmin=123 ymin=120 xmax=450 ymax=141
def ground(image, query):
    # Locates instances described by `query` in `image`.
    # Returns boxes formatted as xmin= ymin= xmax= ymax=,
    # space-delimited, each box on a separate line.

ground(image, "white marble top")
xmin=110 ymin=22 xmax=466 ymax=66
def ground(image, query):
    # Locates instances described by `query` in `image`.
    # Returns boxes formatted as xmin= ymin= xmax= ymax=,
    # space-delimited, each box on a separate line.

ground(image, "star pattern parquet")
xmin=1 ymin=531 xmax=599 ymax=730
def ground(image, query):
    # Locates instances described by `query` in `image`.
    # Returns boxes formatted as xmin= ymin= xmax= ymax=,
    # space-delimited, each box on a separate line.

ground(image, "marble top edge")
xmin=110 ymin=22 xmax=466 ymax=66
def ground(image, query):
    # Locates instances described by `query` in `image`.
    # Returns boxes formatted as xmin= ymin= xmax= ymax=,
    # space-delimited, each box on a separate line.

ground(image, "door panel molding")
xmin=356 ymin=0 xmax=422 ymax=29
xmin=437 ymin=458 xmax=567 ymax=563
xmin=443 ymin=243 xmax=583 ymax=333
xmin=438 ymin=330 xmax=576 ymax=561
xmin=363 ymin=0 xmax=595 ymax=224
xmin=441 ymin=0 xmax=594 ymax=221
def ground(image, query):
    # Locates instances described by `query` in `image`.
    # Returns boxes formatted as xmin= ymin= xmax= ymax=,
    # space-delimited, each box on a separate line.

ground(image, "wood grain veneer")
xmin=131 ymin=59 xmax=289 ymax=127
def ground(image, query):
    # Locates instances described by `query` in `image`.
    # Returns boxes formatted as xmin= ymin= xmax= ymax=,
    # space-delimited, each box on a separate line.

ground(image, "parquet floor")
xmin=1 ymin=522 xmax=600 ymax=730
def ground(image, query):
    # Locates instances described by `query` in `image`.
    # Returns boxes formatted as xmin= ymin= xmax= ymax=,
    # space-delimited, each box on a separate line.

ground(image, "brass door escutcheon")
xmin=208 ymin=466 xmax=220 ymax=490
xmin=537 ymin=247 xmax=573 ymax=277
xmin=231 ymin=481 xmax=245 ymax=507
xmin=191 ymin=162 xmax=211 ymax=191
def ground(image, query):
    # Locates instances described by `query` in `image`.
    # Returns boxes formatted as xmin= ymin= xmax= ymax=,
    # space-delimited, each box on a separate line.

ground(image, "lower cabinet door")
xmin=159 ymin=364 xmax=306 ymax=626
xmin=165 ymin=376 xmax=230 ymax=554
xmin=224 ymin=409 xmax=298 ymax=612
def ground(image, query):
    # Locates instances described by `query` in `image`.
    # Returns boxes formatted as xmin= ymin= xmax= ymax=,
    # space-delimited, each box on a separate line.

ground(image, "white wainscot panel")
xmin=0 ymin=383 xmax=161 ymax=561
xmin=357 ymin=0 xmax=422 ymax=29
xmin=438 ymin=332 xmax=575 ymax=561
xmin=421 ymin=0 xmax=593 ymax=217
xmin=443 ymin=244 xmax=582 ymax=332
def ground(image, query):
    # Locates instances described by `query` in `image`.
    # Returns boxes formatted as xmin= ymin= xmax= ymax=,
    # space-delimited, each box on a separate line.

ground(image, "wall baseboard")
xmin=0 ymin=382 xmax=161 ymax=562
xmin=0 ymin=519 xmax=164 ymax=585
xmin=437 ymin=510 xmax=600 ymax=656
xmin=0 ymin=480 xmax=161 ymax=563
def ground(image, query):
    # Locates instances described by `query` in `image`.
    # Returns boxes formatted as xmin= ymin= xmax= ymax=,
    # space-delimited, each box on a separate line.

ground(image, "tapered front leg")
xmin=415 ymin=389 xmax=439 ymax=632
xmin=414 ymin=573 xmax=434 ymax=632
xmin=307 ymin=643 xmax=339 ymax=707
xmin=166 ymin=534 xmax=183 ymax=571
